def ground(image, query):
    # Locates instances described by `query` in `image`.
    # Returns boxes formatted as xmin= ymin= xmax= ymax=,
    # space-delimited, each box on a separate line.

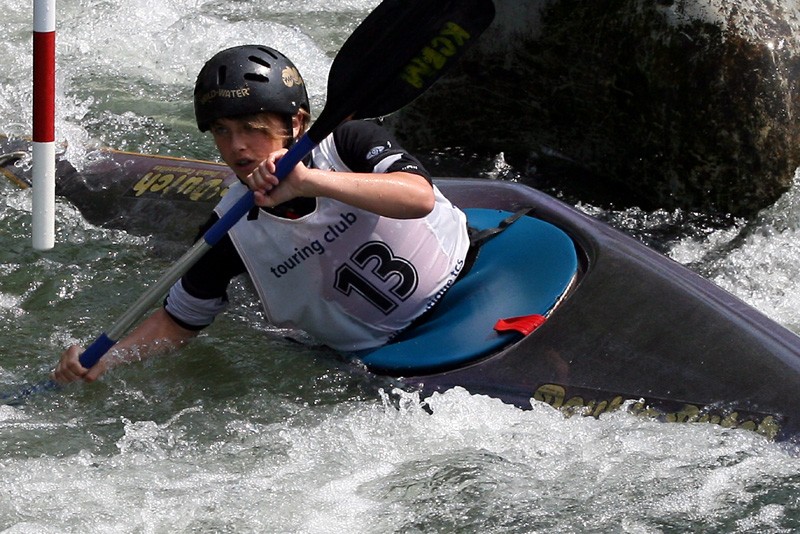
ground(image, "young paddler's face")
xmin=209 ymin=115 xmax=286 ymax=180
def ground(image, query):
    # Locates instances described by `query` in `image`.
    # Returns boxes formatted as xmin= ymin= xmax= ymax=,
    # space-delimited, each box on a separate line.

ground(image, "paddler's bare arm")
xmin=246 ymin=149 xmax=435 ymax=219
xmin=52 ymin=307 xmax=197 ymax=384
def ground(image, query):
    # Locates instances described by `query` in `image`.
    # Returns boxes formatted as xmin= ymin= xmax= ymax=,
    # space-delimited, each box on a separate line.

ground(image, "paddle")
xmin=4 ymin=0 xmax=495 ymax=403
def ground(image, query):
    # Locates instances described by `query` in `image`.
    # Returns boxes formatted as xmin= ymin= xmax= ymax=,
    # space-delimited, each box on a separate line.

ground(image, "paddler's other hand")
xmin=247 ymin=148 xmax=307 ymax=208
xmin=51 ymin=344 xmax=108 ymax=384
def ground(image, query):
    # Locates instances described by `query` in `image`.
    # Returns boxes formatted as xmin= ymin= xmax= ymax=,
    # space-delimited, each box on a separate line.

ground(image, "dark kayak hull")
xmin=3 ymin=139 xmax=800 ymax=440
xmin=420 ymin=180 xmax=800 ymax=440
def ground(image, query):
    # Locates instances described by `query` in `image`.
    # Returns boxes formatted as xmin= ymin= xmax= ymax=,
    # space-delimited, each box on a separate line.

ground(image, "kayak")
xmin=3 ymin=137 xmax=800 ymax=441
xmin=413 ymin=179 xmax=797 ymax=442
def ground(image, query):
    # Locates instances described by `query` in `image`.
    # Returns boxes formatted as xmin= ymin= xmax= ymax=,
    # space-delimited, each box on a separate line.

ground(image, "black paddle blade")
xmin=309 ymin=0 xmax=495 ymax=139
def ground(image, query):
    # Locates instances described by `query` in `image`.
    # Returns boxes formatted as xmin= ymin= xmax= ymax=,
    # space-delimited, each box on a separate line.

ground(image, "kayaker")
xmin=52 ymin=45 xmax=470 ymax=383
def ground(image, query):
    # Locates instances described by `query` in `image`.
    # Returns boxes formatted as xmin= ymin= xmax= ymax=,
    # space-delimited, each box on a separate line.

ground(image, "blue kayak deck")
xmin=360 ymin=208 xmax=579 ymax=374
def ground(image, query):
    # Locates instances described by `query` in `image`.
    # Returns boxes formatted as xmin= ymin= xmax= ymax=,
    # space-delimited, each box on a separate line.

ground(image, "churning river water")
xmin=2 ymin=0 xmax=800 ymax=532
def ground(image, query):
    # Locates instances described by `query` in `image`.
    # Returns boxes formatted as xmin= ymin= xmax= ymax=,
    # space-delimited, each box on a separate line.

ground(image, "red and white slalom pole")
xmin=32 ymin=0 xmax=56 ymax=250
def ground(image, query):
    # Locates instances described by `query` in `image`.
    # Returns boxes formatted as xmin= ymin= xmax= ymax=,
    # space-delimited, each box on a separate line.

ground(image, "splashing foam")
xmin=670 ymin=169 xmax=800 ymax=333
xmin=0 ymin=386 xmax=797 ymax=532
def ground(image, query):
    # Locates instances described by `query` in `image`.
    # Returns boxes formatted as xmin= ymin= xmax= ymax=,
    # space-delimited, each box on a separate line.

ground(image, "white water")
xmin=671 ymin=171 xmax=800 ymax=334
xmin=3 ymin=386 xmax=800 ymax=532
xmin=2 ymin=0 xmax=800 ymax=532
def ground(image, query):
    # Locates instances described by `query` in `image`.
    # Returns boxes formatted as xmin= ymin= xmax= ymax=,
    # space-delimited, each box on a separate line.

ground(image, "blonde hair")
xmin=245 ymin=109 xmax=311 ymax=143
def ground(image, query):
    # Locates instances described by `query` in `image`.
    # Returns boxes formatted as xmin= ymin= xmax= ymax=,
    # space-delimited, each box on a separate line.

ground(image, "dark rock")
xmin=387 ymin=0 xmax=800 ymax=217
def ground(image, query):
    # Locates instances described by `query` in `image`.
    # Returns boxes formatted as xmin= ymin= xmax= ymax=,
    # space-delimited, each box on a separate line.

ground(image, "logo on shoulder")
xmin=366 ymin=145 xmax=387 ymax=159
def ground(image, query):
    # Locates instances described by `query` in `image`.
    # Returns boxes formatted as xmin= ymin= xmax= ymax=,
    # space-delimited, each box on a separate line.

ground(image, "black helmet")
xmin=194 ymin=45 xmax=310 ymax=132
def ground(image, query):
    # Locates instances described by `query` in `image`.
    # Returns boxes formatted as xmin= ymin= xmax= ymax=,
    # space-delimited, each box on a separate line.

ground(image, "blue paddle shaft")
xmin=78 ymin=333 xmax=116 ymax=368
xmin=78 ymin=133 xmax=316 ymax=369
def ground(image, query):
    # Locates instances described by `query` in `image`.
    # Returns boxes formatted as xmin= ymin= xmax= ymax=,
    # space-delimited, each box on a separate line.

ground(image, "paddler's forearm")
xmin=54 ymin=308 xmax=198 ymax=384
xmin=102 ymin=307 xmax=198 ymax=369
xmin=302 ymin=169 xmax=435 ymax=219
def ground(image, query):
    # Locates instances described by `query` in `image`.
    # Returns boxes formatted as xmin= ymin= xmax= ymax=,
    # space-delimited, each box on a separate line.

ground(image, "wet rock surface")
xmin=389 ymin=0 xmax=800 ymax=217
